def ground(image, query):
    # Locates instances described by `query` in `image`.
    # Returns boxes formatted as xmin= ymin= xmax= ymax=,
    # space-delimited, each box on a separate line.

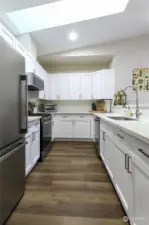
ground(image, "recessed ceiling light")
xmin=7 ymin=0 xmax=129 ymax=34
xmin=68 ymin=31 xmax=79 ymax=41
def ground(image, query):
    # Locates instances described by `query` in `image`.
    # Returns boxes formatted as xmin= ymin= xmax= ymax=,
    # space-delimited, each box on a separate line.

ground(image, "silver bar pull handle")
xmin=128 ymin=156 xmax=132 ymax=174
xmin=138 ymin=149 xmax=149 ymax=158
xmin=103 ymin=131 xmax=105 ymax=141
xmin=20 ymin=75 xmax=28 ymax=133
xmin=0 ymin=141 xmax=26 ymax=163
xmin=116 ymin=134 xmax=124 ymax=139
xmin=125 ymin=154 xmax=129 ymax=170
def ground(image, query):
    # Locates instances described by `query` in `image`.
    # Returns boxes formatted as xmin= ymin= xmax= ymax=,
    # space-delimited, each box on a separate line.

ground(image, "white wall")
xmin=110 ymin=48 xmax=149 ymax=104
xmin=51 ymin=100 xmax=92 ymax=113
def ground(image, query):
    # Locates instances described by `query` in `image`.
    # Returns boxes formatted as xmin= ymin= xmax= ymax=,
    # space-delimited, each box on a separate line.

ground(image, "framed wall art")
xmin=132 ymin=68 xmax=149 ymax=91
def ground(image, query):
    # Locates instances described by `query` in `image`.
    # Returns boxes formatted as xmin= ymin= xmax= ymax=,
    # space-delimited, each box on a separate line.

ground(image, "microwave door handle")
xmin=20 ymin=75 xmax=28 ymax=133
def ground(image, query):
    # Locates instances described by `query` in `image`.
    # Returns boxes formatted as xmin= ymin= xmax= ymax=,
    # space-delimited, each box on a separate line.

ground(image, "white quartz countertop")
xmin=93 ymin=112 xmax=149 ymax=145
xmin=52 ymin=112 xmax=91 ymax=115
xmin=28 ymin=116 xmax=41 ymax=122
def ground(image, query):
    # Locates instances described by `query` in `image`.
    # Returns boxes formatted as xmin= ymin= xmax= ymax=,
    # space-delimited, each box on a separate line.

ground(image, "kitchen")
xmin=0 ymin=0 xmax=149 ymax=224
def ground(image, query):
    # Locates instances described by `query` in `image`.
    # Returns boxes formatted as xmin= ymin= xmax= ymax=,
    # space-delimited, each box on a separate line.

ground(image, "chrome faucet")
xmin=122 ymin=86 xmax=142 ymax=120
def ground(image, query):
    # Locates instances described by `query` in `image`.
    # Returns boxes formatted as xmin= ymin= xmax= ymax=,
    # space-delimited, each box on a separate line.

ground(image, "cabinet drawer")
xmin=113 ymin=127 xmax=131 ymax=148
xmin=56 ymin=115 xmax=73 ymax=121
xmin=75 ymin=115 xmax=90 ymax=121
xmin=100 ymin=120 xmax=113 ymax=137
xmin=131 ymin=136 xmax=149 ymax=165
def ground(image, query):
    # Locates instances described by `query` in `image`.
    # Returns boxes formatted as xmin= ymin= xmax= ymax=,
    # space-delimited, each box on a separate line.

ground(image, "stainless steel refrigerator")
xmin=0 ymin=36 xmax=28 ymax=224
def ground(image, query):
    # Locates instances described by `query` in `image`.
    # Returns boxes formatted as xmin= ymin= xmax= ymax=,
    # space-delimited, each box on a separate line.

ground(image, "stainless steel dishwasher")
xmin=94 ymin=117 xmax=100 ymax=155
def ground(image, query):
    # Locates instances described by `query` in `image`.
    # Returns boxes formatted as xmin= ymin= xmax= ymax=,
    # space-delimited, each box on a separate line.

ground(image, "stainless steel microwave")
xmin=27 ymin=72 xmax=44 ymax=91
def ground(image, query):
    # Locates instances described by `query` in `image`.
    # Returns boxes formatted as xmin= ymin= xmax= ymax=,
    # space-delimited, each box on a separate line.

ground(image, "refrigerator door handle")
xmin=0 ymin=141 xmax=27 ymax=163
xmin=20 ymin=75 xmax=28 ymax=133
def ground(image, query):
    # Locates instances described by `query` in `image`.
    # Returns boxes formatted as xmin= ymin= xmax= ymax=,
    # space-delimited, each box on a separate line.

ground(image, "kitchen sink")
xmin=107 ymin=116 xmax=136 ymax=121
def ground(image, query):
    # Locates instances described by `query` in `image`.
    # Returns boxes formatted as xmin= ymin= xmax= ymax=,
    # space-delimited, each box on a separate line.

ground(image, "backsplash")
xmin=45 ymin=100 xmax=92 ymax=113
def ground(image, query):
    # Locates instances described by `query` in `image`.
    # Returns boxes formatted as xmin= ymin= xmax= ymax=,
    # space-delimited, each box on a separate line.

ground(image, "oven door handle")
xmin=44 ymin=120 xmax=51 ymax=125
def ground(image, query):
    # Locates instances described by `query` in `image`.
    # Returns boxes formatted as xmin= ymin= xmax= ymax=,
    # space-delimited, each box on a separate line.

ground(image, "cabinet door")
xmin=70 ymin=75 xmax=81 ymax=100
xmin=100 ymin=129 xmax=106 ymax=163
xmin=81 ymin=74 xmax=91 ymax=100
xmin=50 ymin=75 xmax=59 ymax=100
xmin=39 ymin=72 xmax=48 ymax=99
xmin=44 ymin=73 xmax=48 ymax=99
xmin=59 ymin=74 xmax=70 ymax=100
xmin=115 ymin=145 xmax=133 ymax=217
xmin=25 ymin=134 xmax=32 ymax=176
xmin=91 ymin=71 xmax=102 ymax=99
xmin=102 ymin=69 xmax=115 ymax=99
xmin=133 ymin=154 xmax=149 ymax=225
xmin=34 ymin=130 xmax=40 ymax=162
xmin=74 ymin=120 xmax=90 ymax=139
xmin=31 ymin=132 xmax=39 ymax=166
xmin=105 ymin=135 xmax=115 ymax=180
xmin=25 ymin=54 xmax=35 ymax=73
xmin=90 ymin=116 xmax=95 ymax=140
xmin=54 ymin=119 xmax=73 ymax=138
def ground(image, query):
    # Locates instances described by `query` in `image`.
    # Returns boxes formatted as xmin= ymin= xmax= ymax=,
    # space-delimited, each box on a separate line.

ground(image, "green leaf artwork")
xmin=132 ymin=68 xmax=149 ymax=91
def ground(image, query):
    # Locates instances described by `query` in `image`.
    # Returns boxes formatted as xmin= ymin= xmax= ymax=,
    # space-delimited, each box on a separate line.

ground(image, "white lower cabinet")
xmin=25 ymin=133 xmax=32 ymax=176
xmin=54 ymin=119 xmax=73 ymax=138
xmin=132 ymin=154 xmax=149 ymax=225
xmin=105 ymin=134 xmax=115 ymax=180
xmin=100 ymin=128 xmax=106 ymax=163
xmin=25 ymin=120 xmax=40 ymax=176
xmin=91 ymin=116 xmax=95 ymax=140
xmin=31 ymin=129 xmax=40 ymax=166
xmin=53 ymin=114 xmax=91 ymax=139
xmin=115 ymin=145 xmax=133 ymax=218
xmin=74 ymin=120 xmax=90 ymax=139
xmin=100 ymin=119 xmax=149 ymax=225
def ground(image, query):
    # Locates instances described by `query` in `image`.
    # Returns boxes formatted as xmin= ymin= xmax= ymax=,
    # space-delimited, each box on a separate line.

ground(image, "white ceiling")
xmin=1 ymin=0 xmax=149 ymax=58
xmin=0 ymin=0 xmax=59 ymax=14
xmin=32 ymin=0 xmax=149 ymax=56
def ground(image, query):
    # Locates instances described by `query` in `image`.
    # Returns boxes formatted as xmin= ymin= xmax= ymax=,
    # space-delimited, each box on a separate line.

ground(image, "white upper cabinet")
xmin=39 ymin=72 xmax=48 ymax=99
xmin=91 ymin=71 xmax=102 ymax=100
xmin=91 ymin=70 xmax=115 ymax=100
xmin=101 ymin=69 xmax=115 ymax=99
xmin=69 ymin=74 xmax=81 ymax=100
xmin=25 ymin=54 xmax=35 ymax=73
xmin=58 ymin=74 xmax=70 ymax=100
xmin=50 ymin=75 xmax=59 ymax=100
xmin=69 ymin=73 xmax=91 ymax=100
xmin=48 ymin=70 xmax=115 ymax=101
xmin=81 ymin=74 xmax=91 ymax=100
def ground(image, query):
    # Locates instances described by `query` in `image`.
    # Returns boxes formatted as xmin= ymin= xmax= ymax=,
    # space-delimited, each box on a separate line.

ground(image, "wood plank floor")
xmin=6 ymin=141 xmax=128 ymax=225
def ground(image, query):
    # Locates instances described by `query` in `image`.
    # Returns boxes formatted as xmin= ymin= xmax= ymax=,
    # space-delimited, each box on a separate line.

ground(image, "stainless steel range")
xmin=29 ymin=113 xmax=52 ymax=161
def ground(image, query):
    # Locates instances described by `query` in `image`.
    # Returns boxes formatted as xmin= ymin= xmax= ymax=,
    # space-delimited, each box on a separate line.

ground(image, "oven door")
xmin=43 ymin=118 xmax=52 ymax=149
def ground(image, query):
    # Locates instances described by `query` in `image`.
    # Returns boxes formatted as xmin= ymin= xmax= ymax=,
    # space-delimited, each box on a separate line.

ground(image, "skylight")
xmin=7 ymin=0 xmax=129 ymax=34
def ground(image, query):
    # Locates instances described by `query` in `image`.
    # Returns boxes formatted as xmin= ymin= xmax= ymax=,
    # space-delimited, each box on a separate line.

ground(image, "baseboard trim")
xmin=53 ymin=138 xmax=94 ymax=142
